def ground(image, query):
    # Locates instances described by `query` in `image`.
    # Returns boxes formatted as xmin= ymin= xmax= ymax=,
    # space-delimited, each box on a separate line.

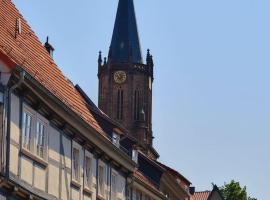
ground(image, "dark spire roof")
xmin=110 ymin=0 xmax=143 ymax=64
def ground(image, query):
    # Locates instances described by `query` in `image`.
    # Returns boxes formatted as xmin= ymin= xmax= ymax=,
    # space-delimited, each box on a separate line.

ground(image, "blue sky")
xmin=12 ymin=0 xmax=270 ymax=199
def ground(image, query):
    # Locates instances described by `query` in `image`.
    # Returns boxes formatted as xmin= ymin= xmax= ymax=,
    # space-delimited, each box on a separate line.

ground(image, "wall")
xmin=8 ymin=92 xmax=126 ymax=200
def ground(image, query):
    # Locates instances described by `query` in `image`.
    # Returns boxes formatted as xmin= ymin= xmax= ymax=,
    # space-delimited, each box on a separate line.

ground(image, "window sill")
xmin=83 ymin=187 xmax=93 ymax=195
xmin=21 ymin=148 xmax=48 ymax=167
xmin=97 ymin=194 xmax=105 ymax=200
xmin=71 ymin=180 xmax=81 ymax=189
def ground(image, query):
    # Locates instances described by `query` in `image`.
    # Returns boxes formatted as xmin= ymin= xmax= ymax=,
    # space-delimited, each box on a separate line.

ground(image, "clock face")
xmin=114 ymin=71 xmax=127 ymax=84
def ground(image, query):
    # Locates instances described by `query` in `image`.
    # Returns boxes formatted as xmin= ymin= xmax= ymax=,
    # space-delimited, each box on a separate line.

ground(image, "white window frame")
xmin=72 ymin=142 xmax=81 ymax=183
xmin=21 ymin=104 xmax=48 ymax=161
xmin=132 ymin=149 xmax=138 ymax=163
xmin=98 ymin=161 xmax=106 ymax=198
xmin=84 ymin=150 xmax=93 ymax=191
xmin=111 ymin=170 xmax=118 ymax=200
xmin=35 ymin=114 xmax=48 ymax=159
xmin=22 ymin=108 xmax=33 ymax=151
xmin=112 ymin=132 xmax=120 ymax=148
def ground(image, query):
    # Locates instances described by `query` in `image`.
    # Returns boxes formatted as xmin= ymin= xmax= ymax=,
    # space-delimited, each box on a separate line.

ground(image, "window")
xmin=111 ymin=172 xmax=117 ymax=200
xmin=36 ymin=120 xmax=45 ymax=158
xmin=127 ymin=188 xmax=131 ymax=200
xmin=98 ymin=165 xmax=105 ymax=197
xmin=116 ymin=89 xmax=124 ymax=120
xmin=112 ymin=133 xmax=120 ymax=147
xmin=84 ymin=154 xmax=92 ymax=189
xmin=22 ymin=111 xmax=32 ymax=150
xmin=136 ymin=191 xmax=142 ymax=200
xmin=134 ymin=90 xmax=141 ymax=120
xmin=21 ymin=105 xmax=48 ymax=160
xmin=72 ymin=147 xmax=80 ymax=182
xmin=132 ymin=190 xmax=136 ymax=200
xmin=132 ymin=149 xmax=138 ymax=163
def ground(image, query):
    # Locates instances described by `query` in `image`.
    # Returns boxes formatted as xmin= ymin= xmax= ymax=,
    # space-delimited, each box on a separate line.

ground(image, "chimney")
xmin=189 ymin=187 xmax=195 ymax=195
xmin=44 ymin=36 xmax=55 ymax=58
xmin=15 ymin=18 xmax=22 ymax=38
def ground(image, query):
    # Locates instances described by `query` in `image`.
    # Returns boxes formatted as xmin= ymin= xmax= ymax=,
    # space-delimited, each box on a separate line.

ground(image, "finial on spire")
xmin=146 ymin=49 xmax=151 ymax=64
xmin=98 ymin=51 xmax=103 ymax=66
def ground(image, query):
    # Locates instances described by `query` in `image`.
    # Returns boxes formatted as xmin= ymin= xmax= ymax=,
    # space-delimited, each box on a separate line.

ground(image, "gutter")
xmin=5 ymin=70 xmax=25 ymax=178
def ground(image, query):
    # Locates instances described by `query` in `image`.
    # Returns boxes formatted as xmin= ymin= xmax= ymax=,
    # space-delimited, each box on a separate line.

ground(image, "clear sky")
xmin=12 ymin=0 xmax=270 ymax=199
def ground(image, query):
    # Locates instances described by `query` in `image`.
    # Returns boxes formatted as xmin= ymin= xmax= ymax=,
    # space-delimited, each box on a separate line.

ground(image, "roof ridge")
xmin=195 ymin=191 xmax=211 ymax=193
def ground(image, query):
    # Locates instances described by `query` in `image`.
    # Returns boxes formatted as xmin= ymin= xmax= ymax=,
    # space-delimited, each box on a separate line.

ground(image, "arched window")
xmin=134 ymin=89 xmax=141 ymax=120
xmin=117 ymin=89 xmax=124 ymax=120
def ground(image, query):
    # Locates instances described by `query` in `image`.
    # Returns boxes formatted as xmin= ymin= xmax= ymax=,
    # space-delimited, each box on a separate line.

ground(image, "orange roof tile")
xmin=0 ymin=0 xmax=106 ymax=136
xmin=133 ymin=170 xmax=162 ymax=195
xmin=191 ymin=191 xmax=211 ymax=200
xmin=156 ymin=161 xmax=191 ymax=185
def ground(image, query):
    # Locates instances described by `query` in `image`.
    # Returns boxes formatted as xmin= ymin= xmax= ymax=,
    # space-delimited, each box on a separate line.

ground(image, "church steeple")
xmin=98 ymin=0 xmax=158 ymax=159
xmin=109 ymin=0 xmax=142 ymax=64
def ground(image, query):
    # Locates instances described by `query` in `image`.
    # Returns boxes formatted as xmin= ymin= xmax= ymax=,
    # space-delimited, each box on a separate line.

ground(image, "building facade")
xmin=0 ymin=0 xmax=192 ymax=200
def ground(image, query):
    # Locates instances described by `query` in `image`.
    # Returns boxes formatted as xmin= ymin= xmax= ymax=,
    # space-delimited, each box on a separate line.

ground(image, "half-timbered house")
xmin=0 ymin=1 xmax=136 ymax=199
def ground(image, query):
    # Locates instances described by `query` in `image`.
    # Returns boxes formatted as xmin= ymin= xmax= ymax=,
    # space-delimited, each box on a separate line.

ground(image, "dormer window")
xmin=132 ymin=149 xmax=138 ymax=163
xmin=112 ymin=132 xmax=120 ymax=147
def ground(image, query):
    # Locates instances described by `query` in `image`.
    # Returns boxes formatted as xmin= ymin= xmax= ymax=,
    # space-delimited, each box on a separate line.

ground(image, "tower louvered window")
xmin=117 ymin=89 xmax=124 ymax=120
xmin=134 ymin=90 xmax=141 ymax=120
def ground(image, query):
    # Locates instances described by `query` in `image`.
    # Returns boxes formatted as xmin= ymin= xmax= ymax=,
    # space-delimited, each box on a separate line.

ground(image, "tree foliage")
xmin=218 ymin=180 xmax=257 ymax=200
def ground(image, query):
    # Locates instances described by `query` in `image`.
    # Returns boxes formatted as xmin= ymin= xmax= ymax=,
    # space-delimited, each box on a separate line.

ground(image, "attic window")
xmin=112 ymin=133 xmax=120 ymax=148
xmin=132 ymin=149 xmax=138 ymax=163
xmin=15 ymin=18 xmax=22 ymax=37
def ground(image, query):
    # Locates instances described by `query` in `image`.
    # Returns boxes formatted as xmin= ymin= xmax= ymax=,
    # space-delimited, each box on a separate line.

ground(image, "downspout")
xmin=5 ymin=70 xmax=25 ymax=178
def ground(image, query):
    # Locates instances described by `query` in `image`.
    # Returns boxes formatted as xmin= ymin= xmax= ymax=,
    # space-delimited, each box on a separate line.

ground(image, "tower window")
xmin=117 ymin=89 xmax=124 ymax=120
xmin=134 ymin=90 xmax=141 ymax=120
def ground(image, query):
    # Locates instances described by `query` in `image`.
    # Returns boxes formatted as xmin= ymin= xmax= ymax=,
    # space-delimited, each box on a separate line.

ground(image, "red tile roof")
xmin=156 ymin=161 xmax=191 ymax=185
xmin=191 ymin=191 xmax=211 ymax=200
xmin=0 ymin=0 xmax=106 ymax=136
xmin=133 ymin=170 xmax=163 ymax=195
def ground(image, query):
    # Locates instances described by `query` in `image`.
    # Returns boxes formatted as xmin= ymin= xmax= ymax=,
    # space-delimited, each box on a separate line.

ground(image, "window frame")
xmin=21 ymin=108 xmax=34 ymax=151
xmin=132 ymin=149 xmax=138 ymax=163
xmin=98 ymin=161 xmax=106 ymax=198
xmin=84 ymin=150 xmax=93 ymax=191
xmin=21 ymin=104 xmax=49 ymax=163
xmin=112 ymin=132 xmax=120 ymax=148
xmin=35 ymin=114 xmax=48 ymax=159
xmin=111 ymin=170 xmax=118 ymax=200
xmin=72 ymin=142 xmax=81 ymax=184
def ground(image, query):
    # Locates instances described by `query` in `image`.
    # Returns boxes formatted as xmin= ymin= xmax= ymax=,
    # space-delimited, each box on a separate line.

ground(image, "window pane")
xmin=85 ymin=156 xmax=92 ymax=188
xmin=111 ymin=174 xmax=117 ymax=200
xmin=22 ymin=112 xmax=32 ymax=150
xmin=36 ymin=121 xmax=45 ymax=158
xmin=73 ymin=148 xmax=80 ymax=181
xmin=98 ymin=166 xmax=104 ymax=196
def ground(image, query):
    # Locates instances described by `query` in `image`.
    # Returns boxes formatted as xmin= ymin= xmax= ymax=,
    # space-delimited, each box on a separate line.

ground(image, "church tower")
xmin=98 ymin=0 xmax=158 ymax=159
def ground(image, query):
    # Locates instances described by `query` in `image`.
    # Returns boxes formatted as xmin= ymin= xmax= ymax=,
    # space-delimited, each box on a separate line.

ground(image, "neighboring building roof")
xmin=133 ymin=170 xmax=163 ymax=196
xmin=110 ymin=0 xmax=143 ymax=64
xmin=191 ymin=191 xmax=211 ymax=200
xmin=191 ymin=186 xmax=224 ymax=200
xmin=0 ymin=0 xmax=106 ymax=136
xmin=156 ymin=161 xmax=192 ymax=185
